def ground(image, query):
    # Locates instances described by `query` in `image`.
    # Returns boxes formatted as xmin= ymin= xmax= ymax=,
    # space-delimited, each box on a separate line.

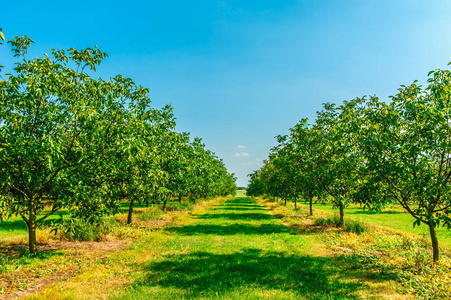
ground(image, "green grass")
xmin=314 ymin=216 xmax=367 ymax=234
xmin=235 ymin=190 xmax=247 ymax=197
xmin=0 ymin=216 xmax=27 ymax=240
xmin=295 ymin=201 xmax=451 ymax=248
xmin=109 ymin=197 xmax=391 ymax=299
xmin=3 ymin=198 xmax=216 ymax=299
xmin=266 ymin=198 xmax=451 ymax=299
xmin=5 ymin=195 xmax=420 ymax=299
xmin=0 ymin=210 xmax=65 ymax=242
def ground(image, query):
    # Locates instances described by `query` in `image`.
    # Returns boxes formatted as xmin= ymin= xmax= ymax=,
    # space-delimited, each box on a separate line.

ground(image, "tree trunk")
xmin=428 ymin=222 xmax=440 ymax=262
xmin=127 ymin=199 xmax=135 ymax=225
xmin=294 ymin=197 xmax=297 ymax=210
xmin=162 ymin=199 xmax=167 ymax=212
xmin=284 ymin=198 xmax=287 ymax=206
xmin=27 ymin=220 xmax=38 ymax=254
xmin=178 ymin=195 xmax=182 ymax=204
xmin=26 ymin=197 xmax=38 ymax=254
xmin=338 ymin=202 xmax=344 ymax=227
xmin=309 ymin=191 xmax=313 ymax=216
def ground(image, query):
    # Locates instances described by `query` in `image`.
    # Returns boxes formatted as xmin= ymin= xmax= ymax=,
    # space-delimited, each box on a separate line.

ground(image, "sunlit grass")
xmin=0 ymin=215 xmax=27 ymax=241
xmin=108 ymin=197 xmax=397 ymax=299
xmin=7 ymin=195 xmax=415 ymax=299
xmin=0 ymin=210 xmax=63 ymax=244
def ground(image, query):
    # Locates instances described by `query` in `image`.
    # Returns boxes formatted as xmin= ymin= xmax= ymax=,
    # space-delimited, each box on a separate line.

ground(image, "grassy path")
xmin=26 ymin=195 xmax=407 ymax=299
xmin=110 ymin=197 xmax=375 ymax=300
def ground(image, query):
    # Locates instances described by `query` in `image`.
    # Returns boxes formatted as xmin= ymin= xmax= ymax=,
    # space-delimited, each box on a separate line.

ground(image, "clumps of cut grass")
xmin=314 ymin=216 xmax=366 ymax=234
xmin=345 ymin=219 xmax=366 ymax=235
xmin=0 ymin=245 xmax=62 ymax=276
xmin=314 ymin=215 xmax=340 ymax=226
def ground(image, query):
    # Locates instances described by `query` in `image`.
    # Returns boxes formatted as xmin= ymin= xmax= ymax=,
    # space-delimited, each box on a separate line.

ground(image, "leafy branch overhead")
xmin=0 ymin=28 xmax=4 ymax=43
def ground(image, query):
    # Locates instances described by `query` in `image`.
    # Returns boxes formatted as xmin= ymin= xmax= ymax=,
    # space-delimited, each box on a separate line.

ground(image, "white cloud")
xmin=236 ymin=145 xmax=246 ymax=149
xmin=234 ymin=152 xmax=250 ymax=157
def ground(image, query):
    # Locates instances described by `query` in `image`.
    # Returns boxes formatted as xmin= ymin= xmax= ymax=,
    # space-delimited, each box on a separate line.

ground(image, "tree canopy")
xmin=0 ymin=35 xmax=236 ymax=253
xmin=248 ymin=63 xmax=451 ymax=262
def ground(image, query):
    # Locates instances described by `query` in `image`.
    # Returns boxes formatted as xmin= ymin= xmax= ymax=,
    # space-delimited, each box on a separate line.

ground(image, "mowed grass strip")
xmin=25 ymin=195 xmax=406 ymax=299
xmin=24 ymin=197 xmax=227 ymax=300
xmin=109 ymin=197 xmax=389 ymax=300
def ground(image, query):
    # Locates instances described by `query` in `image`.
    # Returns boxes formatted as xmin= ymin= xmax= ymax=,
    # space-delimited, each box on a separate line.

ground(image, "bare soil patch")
xmin=2 ymin=238 xmax=129 ymax=254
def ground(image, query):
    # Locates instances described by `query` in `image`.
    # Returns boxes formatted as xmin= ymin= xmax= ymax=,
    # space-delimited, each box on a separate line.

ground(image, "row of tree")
xmin=248 ymin=64 xmax=451 ymax=262
xmin=0 ymin=35 xmax=236 ymax=253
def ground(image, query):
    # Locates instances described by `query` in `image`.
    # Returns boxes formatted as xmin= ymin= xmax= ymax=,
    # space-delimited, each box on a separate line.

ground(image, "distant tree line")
xmin=247 ymin=63 xmax=451 ymax=262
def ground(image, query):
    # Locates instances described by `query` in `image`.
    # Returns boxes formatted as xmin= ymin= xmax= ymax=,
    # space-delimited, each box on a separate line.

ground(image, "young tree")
xmin=116 ymin=105 xmax=175 ymax=223
xmin=247 ymin=170 xmax=265 ymax=197
xmin=288 ymin=119 xmax=324 ymax=215
xmin=310 ymin=103 xmax=363 ymax=226
xmin=358 ymin=66 xmax=451 ymax=262
xmin=0 ymin=36 xmax=160 ymax=252
xmin=268 ymin=136 xmax=301 ymax=207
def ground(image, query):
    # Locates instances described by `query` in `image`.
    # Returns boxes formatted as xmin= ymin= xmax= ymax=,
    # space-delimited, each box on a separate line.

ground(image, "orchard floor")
xmin=25 ymin=195 xmax=411 ymax=300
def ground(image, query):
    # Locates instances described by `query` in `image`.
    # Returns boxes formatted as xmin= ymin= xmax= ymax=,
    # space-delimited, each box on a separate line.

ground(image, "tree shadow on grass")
xmin=352 ymin=210 xmax=405 ymax=215
xmin=219 ymin=204 xmax=263 ymax=208
xmin=135 ymin=248 xmax=364 ymax=299
xmin=226 ymin=197 xmax=257 ymax=202
xmin=215 ymin=204 xmax=263 ymax=208
xmin=220 ymin=198 xmax=261 ymax=206
xmin=199 ymin=213 xmax=275 ymax=221
xmin=213 ymin=207 xmax=266 ymax=211
xmin=214 ymin=204 xmax=264 ymax=209
xmin=212 ymin=198 xmax=269 ymax=212
xmin=166 ymin=223 xmax=298 ymax=236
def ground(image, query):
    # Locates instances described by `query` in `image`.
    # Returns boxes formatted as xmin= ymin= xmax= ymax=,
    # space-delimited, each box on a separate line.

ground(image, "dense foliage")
xmin=0 ymin=36 xmax=236 ymax=253
xmin=248 ymin=63 xmax=451 ymax=262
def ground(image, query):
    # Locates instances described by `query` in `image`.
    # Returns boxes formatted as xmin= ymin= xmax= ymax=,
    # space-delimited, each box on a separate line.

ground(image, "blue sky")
xmin=1 ymin=0 xmax=451 ymax=186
